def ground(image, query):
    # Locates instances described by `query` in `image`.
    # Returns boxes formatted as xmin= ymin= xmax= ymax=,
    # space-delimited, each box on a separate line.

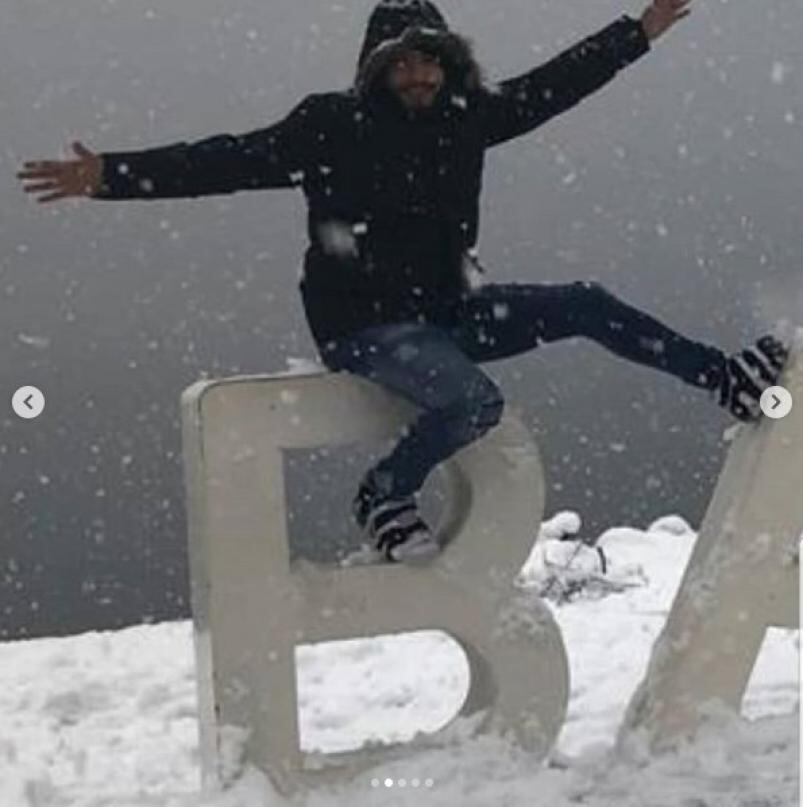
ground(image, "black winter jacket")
xmin=95 ymin=10 xmax=650 ymax=347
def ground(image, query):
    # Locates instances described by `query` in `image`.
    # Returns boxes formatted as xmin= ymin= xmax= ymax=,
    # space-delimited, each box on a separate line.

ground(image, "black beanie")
xmin=357 ymin=0 xmax=450 ymax=70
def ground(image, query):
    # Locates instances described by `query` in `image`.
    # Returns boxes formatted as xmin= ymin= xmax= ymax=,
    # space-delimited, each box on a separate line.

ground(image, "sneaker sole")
xmin=389 ymin=539 xmax=441 ymax=566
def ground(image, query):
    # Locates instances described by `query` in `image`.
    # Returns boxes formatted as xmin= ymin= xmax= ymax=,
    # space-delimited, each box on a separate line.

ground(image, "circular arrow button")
xmin=12 ymin=386 xmax=45 ymax=420
xmin=759 ymin=385 xmax=793 ymax=420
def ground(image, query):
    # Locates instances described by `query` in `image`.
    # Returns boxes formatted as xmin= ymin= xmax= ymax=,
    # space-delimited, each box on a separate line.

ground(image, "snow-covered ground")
xmin=0 ymin=515 xmax=798 ymax=806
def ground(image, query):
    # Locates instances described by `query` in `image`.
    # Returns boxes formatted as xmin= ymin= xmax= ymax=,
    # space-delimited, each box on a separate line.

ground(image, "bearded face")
xmin=385 ymin=48 xmax=446 ymax=109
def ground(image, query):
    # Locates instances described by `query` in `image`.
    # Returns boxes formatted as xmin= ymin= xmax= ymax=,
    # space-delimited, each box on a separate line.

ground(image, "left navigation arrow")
xmin=12 ymin=386 xmax=45 ymax=419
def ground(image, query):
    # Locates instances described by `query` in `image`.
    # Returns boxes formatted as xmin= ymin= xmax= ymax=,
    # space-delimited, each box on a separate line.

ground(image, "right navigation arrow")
xmin=759 ymin=385 xmax=793 ymax=419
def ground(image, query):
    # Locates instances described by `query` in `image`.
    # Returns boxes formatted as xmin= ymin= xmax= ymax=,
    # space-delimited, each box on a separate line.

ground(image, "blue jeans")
xmin=320 ymin=282 xmax=725 ymax=501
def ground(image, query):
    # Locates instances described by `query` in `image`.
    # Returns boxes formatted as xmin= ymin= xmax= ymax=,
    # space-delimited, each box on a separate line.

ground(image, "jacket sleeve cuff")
xmin=92 ymin=151 xmax=165 ymax=200
xmin=615 ymin=15 xmax=651 ymax=67
xmin=93 ymin=153 xmax=131 ymax=199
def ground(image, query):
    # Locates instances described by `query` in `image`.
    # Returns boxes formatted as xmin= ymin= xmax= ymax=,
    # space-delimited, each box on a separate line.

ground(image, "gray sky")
xmin=2 ymin=0 xmax=801 ymax=638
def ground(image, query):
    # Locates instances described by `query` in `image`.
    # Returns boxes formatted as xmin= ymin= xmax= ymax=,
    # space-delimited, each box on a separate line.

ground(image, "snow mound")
xmin=647 ymin=514 xmax=694 ymax=536
xmin=0 ymin=516 xmax=797 ymax=806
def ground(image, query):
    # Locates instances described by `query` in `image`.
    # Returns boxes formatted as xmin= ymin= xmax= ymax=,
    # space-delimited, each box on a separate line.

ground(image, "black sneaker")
xmin=716 ymin=335 xmax=789 ymax=422
xmin=352 ymin=484 xmax=439 ymax=564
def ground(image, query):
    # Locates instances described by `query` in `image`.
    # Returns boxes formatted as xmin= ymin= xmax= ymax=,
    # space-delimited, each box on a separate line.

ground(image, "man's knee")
xmin=444 ymin=378 xmax=505 ymax=443
xmin=573 ymin=280 xmax=611 ymax=303
xmin=569 ymin=281 xmax=624 ymax=332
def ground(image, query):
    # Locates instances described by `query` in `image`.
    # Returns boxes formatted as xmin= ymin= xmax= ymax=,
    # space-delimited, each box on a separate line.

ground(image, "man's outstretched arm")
xmin=18 ymin=95 xmax=325 ymax=204
xmin=482 ymin=0 xmax=691 ymax=148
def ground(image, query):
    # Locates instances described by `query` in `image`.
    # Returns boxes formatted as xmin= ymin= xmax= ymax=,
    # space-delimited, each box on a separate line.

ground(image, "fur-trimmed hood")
xmin=355 ymin=1 xmax=482 ymax=97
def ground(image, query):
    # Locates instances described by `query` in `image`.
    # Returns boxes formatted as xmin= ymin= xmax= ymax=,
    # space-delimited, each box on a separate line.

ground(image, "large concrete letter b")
xmin=181 ymin=370 xmax=569 ymax=794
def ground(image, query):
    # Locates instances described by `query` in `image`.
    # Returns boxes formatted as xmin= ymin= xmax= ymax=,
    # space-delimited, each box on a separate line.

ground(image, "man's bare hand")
xmin=17 ymin=141 xmax=103 ymax=204
xmin=641 ymin=0 xmax=692 ymax=42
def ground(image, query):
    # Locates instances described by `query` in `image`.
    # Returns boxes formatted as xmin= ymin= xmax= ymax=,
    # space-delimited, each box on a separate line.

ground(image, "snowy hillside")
xmin=0 ymin=515 xmax=797 ymax=806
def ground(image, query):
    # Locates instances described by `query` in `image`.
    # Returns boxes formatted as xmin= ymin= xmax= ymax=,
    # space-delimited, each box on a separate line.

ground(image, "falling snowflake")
xmin=771 ymin=61 xmax=787 ymax=85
